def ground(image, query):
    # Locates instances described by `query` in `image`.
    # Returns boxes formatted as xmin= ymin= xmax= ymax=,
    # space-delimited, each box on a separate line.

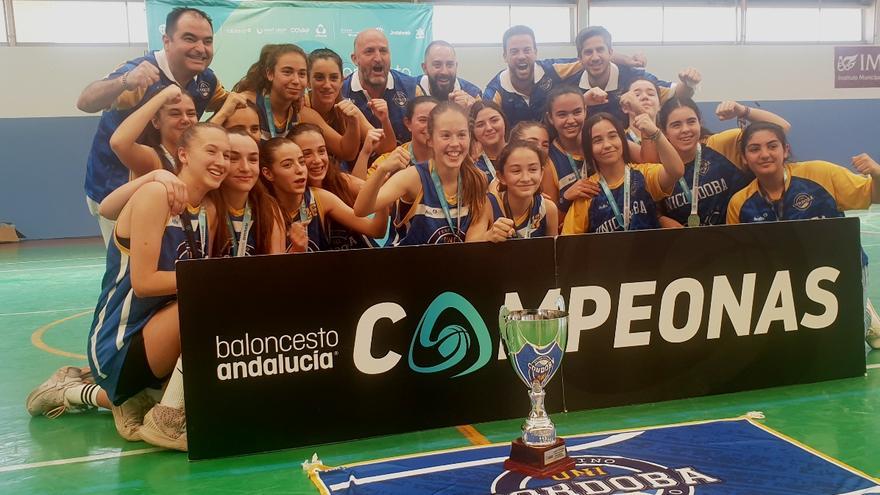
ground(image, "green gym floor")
xmin=2 ymin=215 xmax=879 ymax=494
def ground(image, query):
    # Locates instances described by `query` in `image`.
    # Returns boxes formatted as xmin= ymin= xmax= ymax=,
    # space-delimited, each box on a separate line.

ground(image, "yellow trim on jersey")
xmin=490 ymin=190 xmax=531 ymax=225
xmin=562 ymin=194 xmax=593 ymax=234
xmin=491 ymin=92 xmax=502 ymax=106
xmin=369 ymin=142 xmax=411 ymax=177
xmin=705 ymin=128 xmax=744 ymax=170
xmin=227 ymin=206 xmax=245 ymax=216
xmin=553 ymin=140 xmax=584 ymax=162
xmin=113 ymin=86 xmax=148 ymax=112
xmin=395 ymin=190 xmax=423 ymax=229
xmin=658 ymin=86 xmax=674 ymax=106
xmin=112 ymin=226 xmax=131 ymax=256
xmin=207 ymin=82 xmax=228 ymax=113
xmin=551 ymin=60 xmax=582 ymax=80
xmin=186 ymin=204 xmax=202 ymax=215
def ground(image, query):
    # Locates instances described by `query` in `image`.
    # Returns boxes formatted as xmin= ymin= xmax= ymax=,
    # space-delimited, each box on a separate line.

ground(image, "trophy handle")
xmin=498 ymin=305 xmax=511 ymax=344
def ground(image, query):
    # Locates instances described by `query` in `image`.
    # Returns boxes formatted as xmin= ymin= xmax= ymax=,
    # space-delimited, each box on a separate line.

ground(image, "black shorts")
xmin=114 ymin=331 xmax=165 ymax=405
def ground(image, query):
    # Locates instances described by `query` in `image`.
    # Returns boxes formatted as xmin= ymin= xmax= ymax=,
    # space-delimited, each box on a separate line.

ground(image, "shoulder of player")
xmin=131 ymin=182 xmax=172 ymax=212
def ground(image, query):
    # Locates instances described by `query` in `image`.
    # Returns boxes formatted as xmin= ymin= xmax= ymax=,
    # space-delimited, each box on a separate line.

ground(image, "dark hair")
xmin=544 ymin=85 xmax=585 ymax=141
xmin=212 ymin=131 xmax=286 ymax=256
xmin=140 ymin=87 xmax=195 ymax=150
xmin=503 ymin=25 xmax=536 ymax=53
xmin=740 ymin=122 xmax=790 ymax=159
xmin=258 ymin=137 xmax=297 ymax=195
xmin=469 ymin=99 xmax=509 ymax=142
xmin=575 ymin=26 xmax=612 ymax=55
xmin=627 ymin=77 xmax=662 ymax=99
xmin=497 ymin=140 xmax=547 ymax=175
xmin=233 ymin=44 xmax=308 ymax=94
xmin=657 ymin=97 xmax=712 ymax=140
xmin=427 ymin=101 xmax=488 ymax=221
xmin=406 ymin=95 xmax=440 ymax=120
xmin=581 ymin=112 xmax=631 ymax=175
xmin=509 ymin=121 xmax=550 ymax=143
xmin=288 ymin=123 xmax=357 ymax=207
xmin=425 ymin=40 xmax=455 ymax=59
xmin=165 ymin=7 xmax=212 ymax=38
xmin=308 ymin=48 xmax=344 ymax=74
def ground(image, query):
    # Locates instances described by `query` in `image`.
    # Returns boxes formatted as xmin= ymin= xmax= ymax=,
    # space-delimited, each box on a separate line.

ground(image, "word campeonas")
xmin=215 ymin=330 xmax=339 ymax=381
xmin=506 ymin=465 xmax=719 ymax=494
xmin=563 ymin=266 xmax=840 ymax=350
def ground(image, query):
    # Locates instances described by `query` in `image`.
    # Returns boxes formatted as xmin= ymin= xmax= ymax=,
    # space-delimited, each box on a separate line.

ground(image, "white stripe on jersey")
xmin=90 ymin=251 xmax=129 ymax=379
xmin=114 ymin=291 xmax=134 ymax=351
xmin=411 ymin=204 xmax=470 ymax=219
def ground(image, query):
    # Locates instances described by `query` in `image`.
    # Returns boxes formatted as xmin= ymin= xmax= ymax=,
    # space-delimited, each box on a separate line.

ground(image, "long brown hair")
xmin=258 ymin=137 xmax=295 ymax=197
xmin=428 ymin=101 xmax=487 ymax=221
xmin=233 ymin=44 xmax=308 ymax=94
xmin=288 ymin=123 xmax=356 ymax=207
xmin=581 ymin=112 xmax=632 ymax=176
xmin=211 ymin=130 xmax=286 ymax=256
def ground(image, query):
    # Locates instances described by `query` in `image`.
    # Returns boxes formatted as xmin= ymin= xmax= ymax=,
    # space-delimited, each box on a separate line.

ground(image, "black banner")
xmin=177 ymin=218 xmax=866 ymax=460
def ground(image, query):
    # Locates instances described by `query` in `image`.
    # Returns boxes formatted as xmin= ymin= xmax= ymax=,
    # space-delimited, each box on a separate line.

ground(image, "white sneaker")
xmin=26 ymin=366 xmax=93 ymax=418
xmin=140 ymin=404 xmax=187 ymax=451
xmin=111 ymin=389 xmax=157 ymax=441
xmin=867 ymin=299 xmax=880 ymax=350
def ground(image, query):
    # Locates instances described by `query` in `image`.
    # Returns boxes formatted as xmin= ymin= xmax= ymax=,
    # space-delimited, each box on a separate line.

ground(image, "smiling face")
xmin=292 ymin=130 xmax=330 ymax=186
xmin=663 ymin=106 xmax=702 ymax=156
xmin=423 ymin=44 xmax=458 ymax=97
xmin=428 ymin=109 xmax=470 ymax=169
xmin=472 ymin=107 xmax=506 ymax=150
xmin=589 ymin=119 xmax=624 ymax=169
xmin=352 ymin=30 xmax=391 ymax=90
xmin=223 ymin=133 xmax=260 ymax=194
xmin=579 ymin=35 xmax=612 ymax=79
xmin=628 ymin=79 xmax=660 ymax=118
xmin=309 ymin=57 xmax=343 ymax=107
xmin=406 ymin=101 xmax=438 ymax=147
xmin=515 ymin=126 xmax=551 ymax=155
xmin=268 ymin=51 xmax=308 ymax=102
xmin=499 ymin=147 xmax=543 ymax=200
xmin=163 ymin=12 xmax=214 ymax=76
xmin=743 ymin=129 xmax=789 ymax=178
xmin=262 ymin=141 xmax=307 ymax=195
xmin=178 ymin=126 xmax=230 ymax=190
xmin=223 ymin=106 xmax=261 ymax=144
xmin=503 ymin=34 xmax=537 ymax=84
xmin=153 ymin=93 xmax=197 ymax=144
xmin=548 ymin=93 xmax=586 ymax=143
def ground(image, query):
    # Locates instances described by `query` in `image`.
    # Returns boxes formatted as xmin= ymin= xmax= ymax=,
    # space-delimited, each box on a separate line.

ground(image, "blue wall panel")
xmin=2 ymin=99 xmax=879 ymax=239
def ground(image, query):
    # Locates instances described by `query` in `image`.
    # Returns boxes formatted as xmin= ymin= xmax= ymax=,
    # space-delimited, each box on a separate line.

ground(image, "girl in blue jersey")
xmin=356 ymin=96 xmax=439 ymax=179
xmin=562 ymin=112 xmax=684 ymax=234
xmin=620 ymin=78 xmax=662 ymax=163
xmin=259 ymin=137 xmax=387 ymax=252
xmin=477 ymin=140 xmax=559 ymax=242
xmin=99 ymin=123 xmax=228 ymax=450
xmin=211 ymin=95 xmax=262 ymax=144
xmin=235 ymin=44 xmax=362 ymax=160
xmin=110 ymin=84 xmax=197 ymax=176
xmin=212 ymin=131 xmax=287 ymax=256
xmin=354 ymin=101 xmax=489 ymax=245
xmin=659 ymin=97 xmax=791 ymax=227
xmin=510 ymin=121 xmax=551 ymax=156
xmin=727 ymin=123 xmax=880 ymax=350
xmin=543 ymin=86 xmax=599 ymax=212
xmin=469 ymin=100 xmax=508 ymax=186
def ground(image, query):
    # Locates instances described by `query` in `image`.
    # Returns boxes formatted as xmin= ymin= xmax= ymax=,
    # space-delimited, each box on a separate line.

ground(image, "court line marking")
xmin=868 ymin=363 xmax=880 ymax=370
xmin=0 ymin=307 xmax=92 ymax=317
xmin=31 ymin=311 xmax=90 ymax=360
xmin=0 ymin=256 xmax=103 ymax=266
xmin=0 ymin=447 xmax=165 ymax=474
xmin=0 ymin=264 xmax=104 ymax=274
xmin=456 ymin=425 xmax=490 ymax=446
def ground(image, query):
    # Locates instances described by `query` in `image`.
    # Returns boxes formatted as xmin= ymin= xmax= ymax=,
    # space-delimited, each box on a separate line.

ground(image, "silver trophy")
xmin=498 ymin=298 xmax=574 ymax=477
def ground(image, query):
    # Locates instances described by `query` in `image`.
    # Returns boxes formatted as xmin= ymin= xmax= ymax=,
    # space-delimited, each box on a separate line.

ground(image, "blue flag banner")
xmin=309 ymin=418 xmax=880 ymax=495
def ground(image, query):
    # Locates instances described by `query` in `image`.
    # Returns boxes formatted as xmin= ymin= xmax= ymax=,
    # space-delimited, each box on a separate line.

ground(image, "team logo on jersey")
xmin=393 ymin=90 xmax=408 ymax=107
xmin=408 ymin=292 xmax=492 ymax=378
xmin=793 ymin=193 xmax=813 ymax=211
xmin=198 ymin=80 xmax=211 ymax=98
xmin=699 ymin=158 xmax=710 ymax=175
xmin=538 ymin=78 xmax=553 ymax=92
xmin=491 ymin=452 xmax=721 ymax=493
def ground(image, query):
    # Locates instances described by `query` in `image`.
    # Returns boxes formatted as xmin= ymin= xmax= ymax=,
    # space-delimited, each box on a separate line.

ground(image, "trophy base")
xmin=503 ymin=438 xmax=576 ymax=478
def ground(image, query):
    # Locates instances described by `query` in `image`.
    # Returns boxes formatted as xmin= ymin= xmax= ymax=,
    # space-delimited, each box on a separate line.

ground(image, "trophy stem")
xmin=522 ymin=382 xmax=556 ymax=447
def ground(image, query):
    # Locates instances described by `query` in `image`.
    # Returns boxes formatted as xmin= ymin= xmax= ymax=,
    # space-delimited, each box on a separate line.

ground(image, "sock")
xmin=63 ymin=383 xmax=101 ymax=408
xmin=159 ymin=357 xmax=185 ymax=409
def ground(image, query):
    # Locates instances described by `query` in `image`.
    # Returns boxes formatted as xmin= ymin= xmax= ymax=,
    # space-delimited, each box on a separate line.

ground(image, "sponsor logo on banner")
xmin=354 ymin=292 xmax=492 ymax=377
xmin=390 ymin=30 xmax=412 ymax=36
xmin=214 ymin=329 xmax=340 ymax=381
xmin=416 ymin=28 xmax=426 ymax=40
xmin=835 ymin=46 xmax=880 ymax=88
xmin=315 ymin=24 xmax=328 ymax=38
xmin=290 ymin=26 xmax=311 ymax=34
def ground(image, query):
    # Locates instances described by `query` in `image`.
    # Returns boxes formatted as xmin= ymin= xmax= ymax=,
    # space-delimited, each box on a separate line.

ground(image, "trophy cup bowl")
xmin=499 ymin=302 xmax=575 ymax=478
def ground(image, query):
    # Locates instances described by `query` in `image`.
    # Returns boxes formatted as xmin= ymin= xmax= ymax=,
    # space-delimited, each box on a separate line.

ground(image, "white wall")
xmin=1 ymin=43 xmax=879 ymax=119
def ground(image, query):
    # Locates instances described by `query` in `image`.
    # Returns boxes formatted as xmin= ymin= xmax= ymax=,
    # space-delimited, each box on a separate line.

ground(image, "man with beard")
xmin=77 ymin=7 xmax=228 ymax=245
xmin=565 ymin=25 xmax=701 ymax=126
xmin=342 ymin=28 xmax=418 ymax=145
xmin=416 ymin=41 xmax=481 ymax=110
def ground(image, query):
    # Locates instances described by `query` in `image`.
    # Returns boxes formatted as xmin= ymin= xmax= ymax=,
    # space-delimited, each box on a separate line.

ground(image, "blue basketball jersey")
xmin=473 ymin=154 xmax=499 ymax=184
xmin=561 ymin=63 xmax=672 ymax=125
xmin=396 ymin=162 xmax=474 ymax=246
xmin=223 ymin=207 xmax=257 ymax=257
xmin=483 ymin=58 xmax=581 ymax=127
xmin=563 ymin=164 xmax=669 ymax=234
xmin=87 ymin=208 xmax=207 ymax=405
xmin=285 ymin=187 xmax=328 ymax=252
xmin=663 ymin=130 xmax=752 ymax=226
xmin=547 ymin=140 xmax=585 ymax=214
xmin=487 ymin=191 xmax=548 ymax=239
xmin=255 ymin=94 xmax=298 ymax=140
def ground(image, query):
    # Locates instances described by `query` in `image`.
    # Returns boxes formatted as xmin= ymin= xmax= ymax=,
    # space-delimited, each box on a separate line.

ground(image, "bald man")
xmin=342 ymin=29 xmax=418 ymax=144
xmin=416 ymin=40 xmax=481 ymax=108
